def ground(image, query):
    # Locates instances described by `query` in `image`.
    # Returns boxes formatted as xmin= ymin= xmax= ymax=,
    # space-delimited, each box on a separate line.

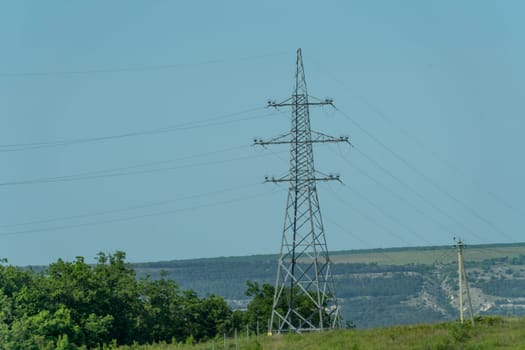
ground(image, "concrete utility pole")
xmin=455 ymin=238 xmax=475 ymax=325
xmin=255 ymin=48 xmax=348 ymax=333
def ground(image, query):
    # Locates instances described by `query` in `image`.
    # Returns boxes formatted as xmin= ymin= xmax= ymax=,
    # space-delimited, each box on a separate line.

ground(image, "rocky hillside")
xmin=133 ymin=243 xmax=525 ymax=328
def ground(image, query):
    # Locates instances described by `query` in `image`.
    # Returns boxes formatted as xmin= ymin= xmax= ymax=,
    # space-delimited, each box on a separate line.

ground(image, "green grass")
xmin=114 ymin=317 xmax=525 ymax=349
xmin=329 ymin=244 xmax=525 ymax=265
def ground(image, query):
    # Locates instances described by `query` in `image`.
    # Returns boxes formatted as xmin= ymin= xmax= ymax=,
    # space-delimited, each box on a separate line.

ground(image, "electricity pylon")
xmin=455 ymin=238 xmax=475 ymax=325
xmin=255 ymin=48 xmax=348 ymax=333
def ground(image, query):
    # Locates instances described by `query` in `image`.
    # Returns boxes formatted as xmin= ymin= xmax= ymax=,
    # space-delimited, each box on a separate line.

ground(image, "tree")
xmin=138 ymin=273 xmax=184 ymax=343
xmin=0 ymin=251 xmax=234 ymax=347
xmin=244 ymin=281 xmax=332 ymax=331
xmin=92 ymin=251 xmax=141 ymax=344
xmin=197 ymin=295 xmax=231 ymax=339
xmin=245 ymin=281 xmax=275 ymax=331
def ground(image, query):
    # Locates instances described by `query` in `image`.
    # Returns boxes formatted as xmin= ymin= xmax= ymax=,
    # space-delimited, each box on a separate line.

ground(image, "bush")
xmin=450 ymin=322 xmax=472 ymax=343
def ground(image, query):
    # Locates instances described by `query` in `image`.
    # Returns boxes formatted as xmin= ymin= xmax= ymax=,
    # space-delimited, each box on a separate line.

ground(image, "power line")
xmin=344 ymin=92 xmax=525 ymax=220
xmin=334 ymin=106 xmax=517 ymax=244
xmin=324 ymin=216 xmax=401 ymax=265
xmin=0 ymin=188 xmax=283 ymax=238
xmin=0 ymin=149 xmax=286 ymax=187
xmin=0 ymin=182 xmax=259 ymax=229
xmin=487 ymin=191 xmax=525 ymax=217
xmin=0 ymin=51 xmax=292 ymax=78
xmin=325 ymin=185 xmax=413 ymax=247
xmin=311 ymin=62 xmax=522 ymax=244
xmin=0 ymin=107 xmax=285 ymax=153
xmin=331 ymin=182 xmax=435 ymax=246
xmin=330 ymin=145 xmax=488 ymax=244
xmin=0 ymin=144 xmax=247 ymax=185
xmin=331 ymin=145 xmax=452 ymax=234
xmin=349 ymin=98 xmax=525 ymax=241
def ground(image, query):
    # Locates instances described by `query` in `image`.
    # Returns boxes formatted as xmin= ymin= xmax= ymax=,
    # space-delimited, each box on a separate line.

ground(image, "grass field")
xmin=328 ymin=243 xmax=525 ymax=266
xmin=114 ymin=317 xmax=525 ymax=349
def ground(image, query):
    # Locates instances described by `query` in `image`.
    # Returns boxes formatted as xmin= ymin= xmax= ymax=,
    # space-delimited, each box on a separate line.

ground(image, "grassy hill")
xmin=115 ymin=317 xmax=525 ymax=349
xmin=132 ymin=243 xmax=525 ymax=329
xmin=330 ymin=243 xmax=525 ymax=265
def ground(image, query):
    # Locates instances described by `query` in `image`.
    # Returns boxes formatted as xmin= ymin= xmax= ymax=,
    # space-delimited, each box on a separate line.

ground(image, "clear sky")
xmin=1 ymin=1 xmax=524 ymax=266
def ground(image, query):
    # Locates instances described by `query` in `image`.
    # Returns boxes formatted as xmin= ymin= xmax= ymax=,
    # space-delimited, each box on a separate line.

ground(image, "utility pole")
xmin=455 ymin=238 xmax=474 ymax=325
xmin=255 ymin=48 xmax=348 ymax=333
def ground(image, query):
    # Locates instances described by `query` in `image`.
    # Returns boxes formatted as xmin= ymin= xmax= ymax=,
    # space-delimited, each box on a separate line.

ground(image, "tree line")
xmin=0 ymin=252 xmax=313 ymax=349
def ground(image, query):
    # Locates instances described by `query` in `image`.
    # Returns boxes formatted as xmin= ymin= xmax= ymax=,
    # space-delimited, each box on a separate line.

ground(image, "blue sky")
xmin=1 ymin=1 xmax=524 ymax=265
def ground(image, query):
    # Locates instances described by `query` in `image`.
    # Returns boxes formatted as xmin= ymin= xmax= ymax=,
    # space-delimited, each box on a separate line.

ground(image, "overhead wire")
xmin=258 ymin=127 xmax=409 ymax=263
xmin=0 ymin=107 xmax=285 ymax=153
xmin=310 ymin=60 xmax=522 ymax=244
xmin=324 ymin=216 xmax=401 ymax=265
xmin=330 ymin=144 xmax=488 ymax=244
xmin=325 ymin=185 xmax=413 ymax=247
xmin=0 ymin=187 xmax=284 ymax=238
xmin=0 ymin=182 xmax=259 ymax=229
xmin=332 ymin=145 xmax=451 ymax=233
xmin=0 ymin=51 xmax=292 ymax=78
xmin=334 ymin=105 xmax=517 ymax=244
xmin=347 ymin=183 xmax=432 ymax=246
xmin=249 ymin=108 xmax=406 ymax=263
xmin=349 ymin=93 xmax=525 ymax=222
xmin=487 ymin=191 xmax=525 ymax=217
xmin=0 ymin=148 xmax=287 ymax=187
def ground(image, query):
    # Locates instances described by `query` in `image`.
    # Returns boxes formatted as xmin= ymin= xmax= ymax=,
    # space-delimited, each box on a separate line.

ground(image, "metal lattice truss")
xmin=255 ymin=48 xmax=349 ymax=333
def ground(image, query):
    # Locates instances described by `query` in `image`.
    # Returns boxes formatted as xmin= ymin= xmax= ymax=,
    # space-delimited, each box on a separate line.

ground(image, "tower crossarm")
xmin=311 ymin=131 xmax=350 ymax=145
xmin=264 ymin=174 xmax=341 ymax=183
xmin=254 ymin=132 xmax=349 ymax=146
xmin=268 ymin=98 xmax=334 ymax=108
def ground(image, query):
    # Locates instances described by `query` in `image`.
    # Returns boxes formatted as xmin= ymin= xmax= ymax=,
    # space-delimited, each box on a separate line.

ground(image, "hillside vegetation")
xmin=114 ymin=317 xmax=525 ymax=349
xmin=3 ymin=243 xmax=525 ymax=348
xmin=0 ymin=252 xmax=325 ymax=349
xmin=133 ymin=243 xmax=525 ymax=328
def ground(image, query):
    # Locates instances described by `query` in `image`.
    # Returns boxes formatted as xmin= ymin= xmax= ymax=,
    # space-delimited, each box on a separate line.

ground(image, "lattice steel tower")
xmin=255 ymin=48 xmax=348 ymax=333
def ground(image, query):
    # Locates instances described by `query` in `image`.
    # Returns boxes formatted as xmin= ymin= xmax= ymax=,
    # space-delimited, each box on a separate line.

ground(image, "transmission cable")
xmin=325 ymin=185 xmax=413 ymax=247
xmin=334 ymin=106 xmax=517 ymax=243
xmin=0 ymin=149 xmax=286 ymax=187
xmin=0 ymin=182 xmax=259 ymax=229
xmin=330 ymin=145 xmax=488 ymax=244
xmin=323 ymin=216 xmax=400 ymax=265
xmin=0 ymin=188 xmax=284 ymax=238
xmin=0 ymin=107 xmax=285 ymax=153
xmin=345 ymin=90 xmax=525 ymax=220
xmin=330 ymin=182 xmax=435 ymax=247
xmin=309 ymin=60 xmax=520 ymax=243
xmin=0 ymin=51 xmax=292 ymax=78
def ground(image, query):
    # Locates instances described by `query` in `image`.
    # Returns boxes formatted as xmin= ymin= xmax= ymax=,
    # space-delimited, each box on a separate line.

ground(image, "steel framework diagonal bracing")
xmin=255 ymin=48 xmax=349 ymax=333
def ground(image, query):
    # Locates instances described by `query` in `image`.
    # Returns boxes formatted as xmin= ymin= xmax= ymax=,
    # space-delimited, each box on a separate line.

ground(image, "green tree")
xmin=0 ymin=289 xmax=12 ymax=349
xmin=244 ymin=281 xmax=332 ymax=331
xmin=0 ymin=251 xmax=234 ymax=347
xmin=198 ymin=295 xmax=231 ymax=339
xmin=92 ymin=251 xmax=141 ymax=345
xmin=5 ymin=306 xmax=77 ymax=350
xmin=244 ymin=281 xmax=275 ymax=331
xmin=138 ymin=273 xmax=184 ymax=343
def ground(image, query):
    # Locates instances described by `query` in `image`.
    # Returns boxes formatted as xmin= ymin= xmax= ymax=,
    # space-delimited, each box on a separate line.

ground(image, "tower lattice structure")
xmin=255 ymin=48 xmax=348 ymax=333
